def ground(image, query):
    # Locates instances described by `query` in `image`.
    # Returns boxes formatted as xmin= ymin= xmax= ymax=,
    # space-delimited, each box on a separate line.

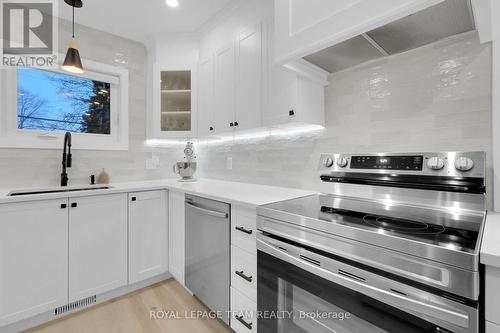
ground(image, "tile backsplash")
xmin=197 ymin=32 xmax=493 ymax=198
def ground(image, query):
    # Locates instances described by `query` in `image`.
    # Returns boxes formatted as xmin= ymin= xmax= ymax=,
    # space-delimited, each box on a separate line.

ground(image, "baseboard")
xmin=2 ymin=272 xmax=172 ymax=333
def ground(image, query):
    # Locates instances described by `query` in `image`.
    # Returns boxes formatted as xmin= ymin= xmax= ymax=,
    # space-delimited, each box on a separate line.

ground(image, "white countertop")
xmin=481 ymin=211 xmax=500 ymax=268
xmin=0 ymin=178 xmax=316 ymax=208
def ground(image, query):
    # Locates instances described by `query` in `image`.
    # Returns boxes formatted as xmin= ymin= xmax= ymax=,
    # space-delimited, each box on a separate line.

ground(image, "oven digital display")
xmin=350 ymin=155 xmax=423 ymax=170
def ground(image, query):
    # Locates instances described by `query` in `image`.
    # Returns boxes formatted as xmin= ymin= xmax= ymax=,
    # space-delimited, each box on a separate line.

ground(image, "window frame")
xmin=0 ymin=55 xmax=129 ymax=150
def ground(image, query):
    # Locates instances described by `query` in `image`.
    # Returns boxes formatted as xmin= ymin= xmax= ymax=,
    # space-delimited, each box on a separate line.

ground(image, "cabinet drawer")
xmin=231 ymin=205 xmax=257 ymax=254
xmin=231 ymin=245 xmax=257 ymax=301
xmin=231 ymin=287 xmax=257 ymax=333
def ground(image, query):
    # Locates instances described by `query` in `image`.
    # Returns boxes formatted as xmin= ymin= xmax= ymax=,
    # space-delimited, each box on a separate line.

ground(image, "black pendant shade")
xmin=64 ymin=0 xmax=82 ymax=8
xmin=62 ymin=0 xmax=84 ymax=74
xmin=62 ymin=38 xmax=83 ymax=73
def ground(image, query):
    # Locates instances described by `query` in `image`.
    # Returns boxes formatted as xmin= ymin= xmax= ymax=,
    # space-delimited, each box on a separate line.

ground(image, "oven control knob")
xmin=336 ymin=157 xmax=348 ymax=168
xmin=454 ymin=157 xmax=474 ymax=172
xmin=427 ymin=157 xmax=445 ymax=170
xmin=325 ymin=157 xmax=334 ymax=167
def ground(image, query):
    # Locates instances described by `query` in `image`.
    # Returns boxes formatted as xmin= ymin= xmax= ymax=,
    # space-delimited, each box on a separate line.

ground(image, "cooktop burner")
xmin=318 ymin=205 xmax=478 ymax=252
xmin=362 ymin=215 xmax=445 ymax=234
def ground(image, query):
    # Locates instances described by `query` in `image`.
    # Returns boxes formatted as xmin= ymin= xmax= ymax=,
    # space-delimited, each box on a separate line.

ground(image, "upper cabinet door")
xmin=160 ymin=70 xmax=194 ymax=135
xmin=198 ymin=57 xmax=215 ymax=137
xmin=152 ymin=67 xmax=197 ymax=138
xmin=69 ymin=194 xmax=127 ymax=302
xmin=214 ymin=43 xmax=236 ymax=134
xmin=235 ymin=24 xmax=263 ymax=131
xmin=274 ymin=0 xmax=444 ymax=64
xmin=0 ymin=199 xmax=68 ymax=327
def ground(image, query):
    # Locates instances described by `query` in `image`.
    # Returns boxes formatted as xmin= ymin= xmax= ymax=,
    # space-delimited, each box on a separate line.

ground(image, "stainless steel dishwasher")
xmin=185 ymin=194 xmax=230 ymax=324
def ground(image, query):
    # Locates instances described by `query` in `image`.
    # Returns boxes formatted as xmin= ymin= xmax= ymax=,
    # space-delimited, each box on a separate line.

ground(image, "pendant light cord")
xmin=72 ymin=0 xmax=75 ymax=38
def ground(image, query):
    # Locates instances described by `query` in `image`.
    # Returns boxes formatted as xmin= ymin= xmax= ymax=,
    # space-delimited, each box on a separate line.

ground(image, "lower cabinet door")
xmin=129 ymin=190 xmax=168 ymax=284
xmin=0 ymin=199 xmax=69 ymax=326
xmin=69 ymin=194 xmax=128 ymax=302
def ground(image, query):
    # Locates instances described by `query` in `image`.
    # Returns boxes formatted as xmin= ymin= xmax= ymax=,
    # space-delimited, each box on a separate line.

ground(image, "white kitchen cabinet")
xmin=129 ymin=190 xmax=168 ymax=284
xmin=274 ymin=0 xmax=443 ymax=65
xmin=69 ymin=194 xmax=128 ymax=302
xmin=197 ymin=57 xmax=215 ymax=136
xmin=230 ymin=205 xmax=258 ymax=332
xmin=197 ymin=12 xmax=326 ymax=135
xmin=198 ymin=24 xmax=265 ymax=135
xmin=264 ymin=18 xmax=325 ymax=127
xmin=168 ymin=190 xmax=185 ymax=285
xmin=0 ymin=199 xmax=68 ymax=326
xmin=235 ymin=23 xmax=263 ymax=131
xmin=151 ymin=66 xmax=197 ymax=138
xmin=213 ymin=43 xmax=236 ymax=134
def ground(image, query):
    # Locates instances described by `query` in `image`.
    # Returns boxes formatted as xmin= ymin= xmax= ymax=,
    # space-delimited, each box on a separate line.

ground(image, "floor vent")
xmin=54 ymin=295 xmax=97 ymax=316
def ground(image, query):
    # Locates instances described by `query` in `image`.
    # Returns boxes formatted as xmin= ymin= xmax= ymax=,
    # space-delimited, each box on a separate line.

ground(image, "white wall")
xmin=197 ymin=31 xmax=493 ymax=205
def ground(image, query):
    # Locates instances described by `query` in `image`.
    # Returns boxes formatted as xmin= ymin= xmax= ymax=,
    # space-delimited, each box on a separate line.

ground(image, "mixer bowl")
xmin=173 ymin=162 xmax=197 ymax=180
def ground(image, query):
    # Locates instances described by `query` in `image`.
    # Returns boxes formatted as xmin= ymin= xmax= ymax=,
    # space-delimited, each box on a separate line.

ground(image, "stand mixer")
xmin=173 ymin=142 xmax=197 ymax=182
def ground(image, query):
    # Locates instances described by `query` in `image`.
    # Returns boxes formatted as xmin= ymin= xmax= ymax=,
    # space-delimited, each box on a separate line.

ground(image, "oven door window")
xmin=258 ymin=251 xmax=443 ymax=333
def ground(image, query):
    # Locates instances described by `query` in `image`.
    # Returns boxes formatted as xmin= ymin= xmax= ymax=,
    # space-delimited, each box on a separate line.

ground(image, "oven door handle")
xmin=257 ymin=237 xmax=470 ymax=329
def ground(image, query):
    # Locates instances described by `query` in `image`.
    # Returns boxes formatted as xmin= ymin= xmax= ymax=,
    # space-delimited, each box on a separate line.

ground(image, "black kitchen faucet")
xmin=61 ymin=132 xmax=72 ymax=186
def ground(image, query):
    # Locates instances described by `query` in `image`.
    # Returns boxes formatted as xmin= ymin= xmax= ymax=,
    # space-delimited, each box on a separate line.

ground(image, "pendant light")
xmin=62 ymin=0 xmax=84 ymax=74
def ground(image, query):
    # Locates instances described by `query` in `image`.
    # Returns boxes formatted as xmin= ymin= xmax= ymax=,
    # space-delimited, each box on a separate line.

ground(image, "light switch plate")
xmin=226 ymin=157 xmax=233 ymax=170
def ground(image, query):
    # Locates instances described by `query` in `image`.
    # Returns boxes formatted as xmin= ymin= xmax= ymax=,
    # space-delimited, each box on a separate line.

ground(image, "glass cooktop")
xmin=260 ymin=195 xmax=481 ymax=254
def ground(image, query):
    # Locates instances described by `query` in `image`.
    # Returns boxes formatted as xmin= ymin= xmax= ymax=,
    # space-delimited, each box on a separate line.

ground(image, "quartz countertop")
xmin=481 ymin=211 xmax=500 ymax=268
xmin=0 ymin=178 xmax=316 ymax=208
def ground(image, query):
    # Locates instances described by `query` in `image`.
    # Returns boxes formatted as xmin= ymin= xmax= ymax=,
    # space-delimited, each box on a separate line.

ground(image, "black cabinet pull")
xmin=131 ymin=197 xmax=137 ymax=202
xmin=235 ymin=270 xmax=253 ymax=282
xmin=234 ymin=121 xmax=239 ymax=126
xmin=235 ymin=315 xmax=253 ymax=330
xmin=209 ymin=126 xmax=214 ymax=131
xmin=230 ymin=122 xmax=234 ymax=127
xmin=71 ymin=202 xmax=77 ymax=208
xmin=289 ymin=110 xmax=295 ymax=116
xmin=235 ymin=226 xmax=253 ymax=235
xmin=60 ymin=203 xmax=67 ymax=209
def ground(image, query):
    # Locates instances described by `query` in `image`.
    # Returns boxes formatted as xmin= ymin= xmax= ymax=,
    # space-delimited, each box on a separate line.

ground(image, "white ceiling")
xmin=57 ymin=0 xmax=232 ymax=42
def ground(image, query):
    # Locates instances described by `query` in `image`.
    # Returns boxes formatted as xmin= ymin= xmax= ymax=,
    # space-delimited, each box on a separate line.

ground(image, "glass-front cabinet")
xmin=152 ymin=68 xmax=196 ymax=137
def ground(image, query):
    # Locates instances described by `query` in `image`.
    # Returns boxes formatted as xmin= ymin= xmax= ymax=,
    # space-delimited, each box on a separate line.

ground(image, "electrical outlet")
xmin=226 ymin=157 xmax=233 ymax=170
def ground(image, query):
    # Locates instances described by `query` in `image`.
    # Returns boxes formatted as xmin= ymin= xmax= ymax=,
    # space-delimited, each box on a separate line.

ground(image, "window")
xmin=0 ymin=56 xmax=129 ymax=150
xmin=17 ymin=68 xmax=111 ymax=134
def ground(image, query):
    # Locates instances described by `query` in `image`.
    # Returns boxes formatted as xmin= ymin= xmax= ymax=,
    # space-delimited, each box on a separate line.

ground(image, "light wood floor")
xmin=25 ymin=279 xmax=232 ymax=333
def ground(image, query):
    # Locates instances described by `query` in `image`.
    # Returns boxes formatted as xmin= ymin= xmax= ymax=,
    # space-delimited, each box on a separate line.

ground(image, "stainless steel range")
xmin=256 ymin=152 xmax=486 ymax=333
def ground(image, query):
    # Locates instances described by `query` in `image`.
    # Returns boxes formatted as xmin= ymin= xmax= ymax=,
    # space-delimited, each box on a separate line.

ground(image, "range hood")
xmin=303 ymin=0 xmax=476 ymax=73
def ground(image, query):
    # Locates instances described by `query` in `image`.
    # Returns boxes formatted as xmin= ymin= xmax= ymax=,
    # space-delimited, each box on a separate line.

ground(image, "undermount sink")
xmin=8 ymin=185 xmax=112 ymax=196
